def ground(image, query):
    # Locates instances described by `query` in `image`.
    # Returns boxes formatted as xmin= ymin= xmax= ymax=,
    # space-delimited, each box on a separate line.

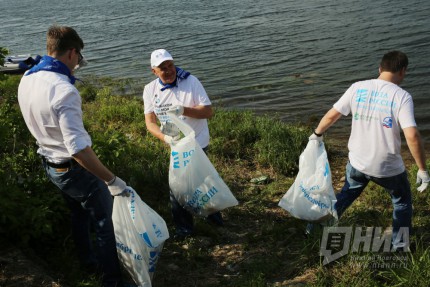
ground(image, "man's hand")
xmin=107 ymin=176 xmax=128 ymax=196
xmin=164 ymin=134 xmax=180 ymax=145
xmin=167 ymin=105 xmax=184 ymax=116
xmin=309 ymin=132 xmax=323 ymax=142
xmin=416 ymin=170 xmax=430 ymax=192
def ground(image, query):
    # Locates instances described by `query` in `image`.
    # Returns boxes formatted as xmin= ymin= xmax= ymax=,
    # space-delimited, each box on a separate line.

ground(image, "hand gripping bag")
xmin=112 ymin=187 xmax=169 ymax=286
xmin=167 ymin=113 xmax=238 ymax=217
xmin=278 ymin=140 xmax=338 ymax=222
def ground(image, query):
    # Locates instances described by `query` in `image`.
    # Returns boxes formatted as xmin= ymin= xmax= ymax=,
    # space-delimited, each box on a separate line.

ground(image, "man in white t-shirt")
xmin=309 ymin=51 xmax=429 ymax=250
xmin=143 ymin=49 xmax=223 ymax=239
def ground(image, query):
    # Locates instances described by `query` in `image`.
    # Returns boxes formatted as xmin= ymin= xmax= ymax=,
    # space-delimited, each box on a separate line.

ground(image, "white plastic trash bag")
xmin=167 ymin=113 xmax=238 ymax=217
xmin=278 ymin=140 xmax=338 ymax=222
xmin=112 ymin=187 xmax=169 ymax=286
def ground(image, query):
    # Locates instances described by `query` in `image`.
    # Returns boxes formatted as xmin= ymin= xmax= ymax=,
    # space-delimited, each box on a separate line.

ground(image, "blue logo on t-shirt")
xmin=382 ymin=117 xmax=393 ymax=128
xmin=356 ymin=89 xmax=368 ymax=103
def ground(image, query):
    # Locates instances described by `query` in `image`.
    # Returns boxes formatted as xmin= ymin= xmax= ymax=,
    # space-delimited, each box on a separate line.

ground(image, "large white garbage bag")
xmin=279 ymin=140 xmax=337 ymax=222
xmin=168 ymin=114 xmax=238 ymax=217
xmin=112 ymin=187 xmax=169 ymax=286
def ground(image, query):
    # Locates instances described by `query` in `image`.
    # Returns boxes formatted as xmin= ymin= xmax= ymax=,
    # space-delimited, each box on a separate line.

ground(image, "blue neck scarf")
xmin=25 ymin=55 xmax=76 ymax=85
xmin=159 ymin=66 xmax=190 ymax=91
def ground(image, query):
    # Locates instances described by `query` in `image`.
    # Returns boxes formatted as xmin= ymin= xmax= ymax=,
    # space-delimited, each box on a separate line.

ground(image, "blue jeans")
xmin=170 ymin=146 xmax=223 ymax=236
xmin=336 ymin=162 xmax=412 ymax=248
xmin=43 ymin=159 xmax=122 ymax=286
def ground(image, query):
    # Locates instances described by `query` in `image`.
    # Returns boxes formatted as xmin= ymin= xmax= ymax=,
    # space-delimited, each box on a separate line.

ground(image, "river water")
xmin=1 ymin=0 xmax=429 ymax=141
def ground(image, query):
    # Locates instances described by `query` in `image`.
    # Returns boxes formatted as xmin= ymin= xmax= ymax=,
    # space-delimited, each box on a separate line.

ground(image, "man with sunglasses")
xmin=18 ymin=25 xmax=128 ymax=287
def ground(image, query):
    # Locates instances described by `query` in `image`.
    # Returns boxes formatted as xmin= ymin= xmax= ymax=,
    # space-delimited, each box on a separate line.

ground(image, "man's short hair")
xmin=380 ymin=51 xmax=408 ymax=73
xmin=46 ymin=25 xmax=84 ymax=56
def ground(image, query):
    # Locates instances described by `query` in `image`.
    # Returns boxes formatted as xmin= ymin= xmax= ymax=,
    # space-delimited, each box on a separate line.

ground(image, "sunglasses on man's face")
xmin=77 ymin=50 xmax=83 ymax=65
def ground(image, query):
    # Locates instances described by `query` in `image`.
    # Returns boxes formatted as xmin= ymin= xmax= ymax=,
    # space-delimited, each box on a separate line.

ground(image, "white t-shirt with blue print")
xmin=143 ymin=75 xmax=211 ymax=148
xmin=334 ymin=79 xmax=416 ymax=177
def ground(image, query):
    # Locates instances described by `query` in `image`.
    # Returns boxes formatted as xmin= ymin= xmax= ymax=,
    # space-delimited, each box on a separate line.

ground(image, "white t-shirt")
xmin=333 ymin=79 xmax=416 ymax=177
xmin=143 ymin=75 xmax=211 ymax=148
xmin=18 ymin=71 xmax=92 ymax=163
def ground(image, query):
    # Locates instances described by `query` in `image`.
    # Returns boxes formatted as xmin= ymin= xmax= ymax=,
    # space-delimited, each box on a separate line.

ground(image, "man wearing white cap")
xmin=143 ymin=49 xmax=224 ymax=239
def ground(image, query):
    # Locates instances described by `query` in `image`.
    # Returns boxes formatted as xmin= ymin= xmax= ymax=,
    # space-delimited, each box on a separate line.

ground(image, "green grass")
xmin=1 ymin=73 xmax=430 ymax=286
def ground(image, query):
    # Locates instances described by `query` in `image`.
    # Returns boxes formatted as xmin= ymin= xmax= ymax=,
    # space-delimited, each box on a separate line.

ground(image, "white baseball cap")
xmin=150 ymin=49 xmax=173 ymax=67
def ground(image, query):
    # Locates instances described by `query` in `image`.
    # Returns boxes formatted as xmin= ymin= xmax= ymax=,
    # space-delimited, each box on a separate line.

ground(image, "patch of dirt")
xmin=0 ymin=248 xmax=66 ymax=287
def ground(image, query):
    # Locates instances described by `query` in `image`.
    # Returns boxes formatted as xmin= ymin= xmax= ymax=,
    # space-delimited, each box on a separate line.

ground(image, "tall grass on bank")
xmin=209 ymin=109 xmax=309 ymax=176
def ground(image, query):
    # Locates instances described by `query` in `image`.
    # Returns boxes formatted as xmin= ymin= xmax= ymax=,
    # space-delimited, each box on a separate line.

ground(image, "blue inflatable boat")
xmin=0 ymin=54 xmax=42 ymax=74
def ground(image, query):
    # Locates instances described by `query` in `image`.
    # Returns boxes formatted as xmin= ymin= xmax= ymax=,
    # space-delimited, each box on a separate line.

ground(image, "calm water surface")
xmin=1 ymin=0 xmax=429 ymax=142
